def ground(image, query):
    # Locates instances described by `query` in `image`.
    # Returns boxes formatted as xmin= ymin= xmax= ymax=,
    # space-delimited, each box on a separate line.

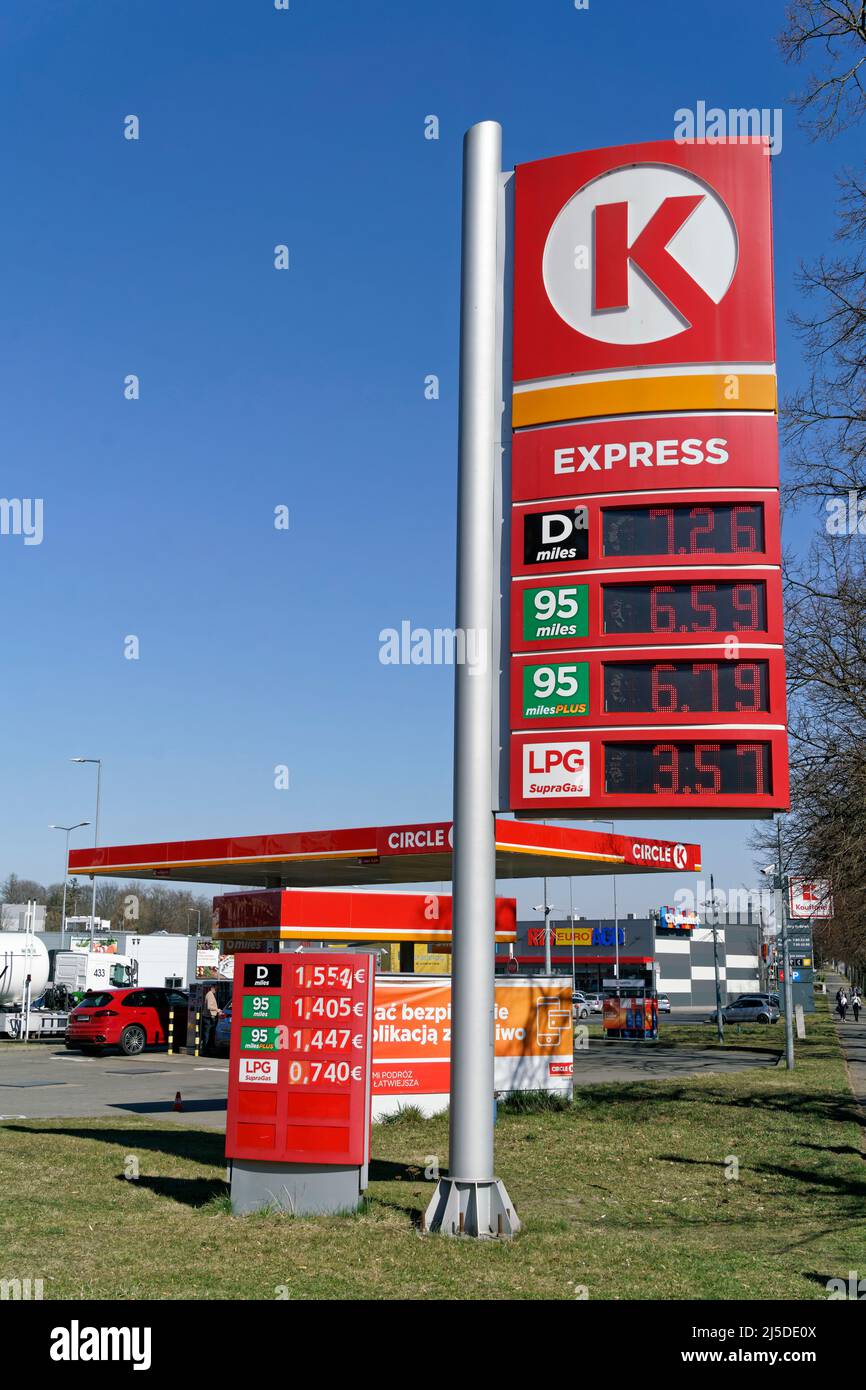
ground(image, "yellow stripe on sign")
xmin=512 ymin=373 xmax=777 ymax=427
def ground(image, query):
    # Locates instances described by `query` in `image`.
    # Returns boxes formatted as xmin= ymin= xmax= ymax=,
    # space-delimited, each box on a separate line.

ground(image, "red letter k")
xmin=594 ymin=195 xmax=713 ymax=325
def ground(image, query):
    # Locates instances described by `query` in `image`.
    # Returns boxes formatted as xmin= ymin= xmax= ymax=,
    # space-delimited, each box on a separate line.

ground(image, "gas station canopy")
xmin=68 ymin=818 xmax=701 ymax=888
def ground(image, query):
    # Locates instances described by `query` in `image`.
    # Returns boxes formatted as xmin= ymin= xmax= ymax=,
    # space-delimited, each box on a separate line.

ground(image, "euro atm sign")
xmin=505 ymin=138 xmax=789 ymax=816
xmin=225 ymin=952 xmax=375 ymax=1167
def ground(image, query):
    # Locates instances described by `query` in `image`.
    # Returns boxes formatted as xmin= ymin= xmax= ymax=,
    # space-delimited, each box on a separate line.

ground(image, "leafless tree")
xmin=779 ymin=1 xmax=866 ymax=136
xmin=753 ymin=5 xmax=866 ymax=976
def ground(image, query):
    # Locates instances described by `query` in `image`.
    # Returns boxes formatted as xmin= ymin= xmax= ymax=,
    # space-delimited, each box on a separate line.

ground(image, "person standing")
xmin=203 ymin=982 xmax=220 ymax=1053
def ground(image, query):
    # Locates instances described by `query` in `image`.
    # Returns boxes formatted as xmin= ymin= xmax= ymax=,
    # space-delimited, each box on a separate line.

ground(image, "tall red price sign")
xmin=504 ymin=138 xmax=789 ymax=815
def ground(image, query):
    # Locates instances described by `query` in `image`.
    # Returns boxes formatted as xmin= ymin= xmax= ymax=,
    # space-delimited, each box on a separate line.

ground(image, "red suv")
xmin=66 ymin=987 xmax=188 ymax=1056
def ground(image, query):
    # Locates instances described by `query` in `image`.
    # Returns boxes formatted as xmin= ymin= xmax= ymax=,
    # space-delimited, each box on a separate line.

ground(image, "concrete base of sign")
xmin=230 ymin=1159 xmax=363 ymax=1216
xmin=423 ymin=1176 xmax=520 ymax=1238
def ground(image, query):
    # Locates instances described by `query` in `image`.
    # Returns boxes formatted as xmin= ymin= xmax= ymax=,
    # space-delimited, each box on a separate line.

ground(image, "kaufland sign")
xmin=788 ymin=878 xmax=834 ymax=920
xmin=506 ymin=137 xmax=787 ymax=816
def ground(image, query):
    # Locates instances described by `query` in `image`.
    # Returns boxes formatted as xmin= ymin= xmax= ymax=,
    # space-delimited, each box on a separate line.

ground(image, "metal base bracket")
xmin=230 ymin=1160 xmax=363 ymax=1216
xmin=423 ymin=1177 xmax=520 ymax=1238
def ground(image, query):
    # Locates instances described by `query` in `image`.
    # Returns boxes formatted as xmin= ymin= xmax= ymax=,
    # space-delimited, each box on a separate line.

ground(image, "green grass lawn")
xmin=581 ymin=1018 xmax=784 ymax=1049
xmin=2 ymin=1001 xmax=864 ymax=1300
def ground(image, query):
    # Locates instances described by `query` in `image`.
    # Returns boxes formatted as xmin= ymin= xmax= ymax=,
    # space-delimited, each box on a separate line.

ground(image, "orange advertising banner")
xmin=372 ymin=975 xmax=573 ymax=1097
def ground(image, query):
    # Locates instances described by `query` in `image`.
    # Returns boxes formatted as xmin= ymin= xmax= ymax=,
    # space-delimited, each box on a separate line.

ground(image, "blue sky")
xmin=0 ymin=0 xmax=857 ymax=917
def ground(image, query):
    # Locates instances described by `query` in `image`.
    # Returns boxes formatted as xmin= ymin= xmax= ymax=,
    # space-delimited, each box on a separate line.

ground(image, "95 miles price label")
xmin=242 ymin=994 xmax=280 ymax=1020
xmin=522 ymin=583 xmax=588 ymax=643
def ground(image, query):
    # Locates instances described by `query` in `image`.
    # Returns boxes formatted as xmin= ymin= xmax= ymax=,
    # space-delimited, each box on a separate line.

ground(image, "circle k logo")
xmin=631 ymin=840 xmax=690 ymax=869
xmin=543 ymin=163 xmax=738 ymax=345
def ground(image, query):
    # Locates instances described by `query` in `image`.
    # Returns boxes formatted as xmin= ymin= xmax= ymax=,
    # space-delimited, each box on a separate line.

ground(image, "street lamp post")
xmin=568 ymin=878 xmax=576 ymax=998
xmin=71 ymin=758 xmax=102 ymax=945
xmin=533 ymin=900 xmax=566 ymax=980
xmin=761 ymin=835 xmax=794 ymax=1070
xmin=709 ymin=873 xmax=725 ymax=1045
xmin=774 ymin=823 xmax=795 ymax=1071
xmin=49 ymin=822 xmax=90 ymax=949
xmin=532 ymin=900 xmax=557 ymax=974
xmin=593 ymin=820 xmax=620 ymax=978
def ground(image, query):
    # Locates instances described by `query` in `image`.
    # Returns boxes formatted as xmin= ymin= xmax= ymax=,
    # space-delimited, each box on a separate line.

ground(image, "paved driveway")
xmin=0 ymin=1035 xmax=778 ymax=1124
xmin=0 ymin=1044 xmax=229 ymax=1129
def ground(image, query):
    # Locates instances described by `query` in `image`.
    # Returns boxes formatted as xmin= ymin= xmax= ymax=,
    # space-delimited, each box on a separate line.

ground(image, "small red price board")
xmin=225 ymin=952 xmax=375 ymax=1167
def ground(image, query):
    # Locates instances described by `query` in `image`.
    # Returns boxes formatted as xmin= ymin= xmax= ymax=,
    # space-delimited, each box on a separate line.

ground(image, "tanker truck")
xmin=0 ymin=932 xmax=61 ymax=1039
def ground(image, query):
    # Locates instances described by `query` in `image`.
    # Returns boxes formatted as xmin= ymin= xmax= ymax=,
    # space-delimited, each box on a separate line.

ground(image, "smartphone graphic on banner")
xmin=536 ymin=998 xmax=570 ymax=1046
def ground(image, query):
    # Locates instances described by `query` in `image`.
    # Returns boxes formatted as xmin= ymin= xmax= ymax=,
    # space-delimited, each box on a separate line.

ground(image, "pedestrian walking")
xmin=836 ymin=987 xmax=849 ymax=1021
xmin=852 ymin=988 xmax=861 ymax=1023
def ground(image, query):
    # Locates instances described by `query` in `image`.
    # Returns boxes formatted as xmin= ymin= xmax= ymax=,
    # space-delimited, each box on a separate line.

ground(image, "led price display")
xmin=288 ymin=961 xmax=361 ymax=991
xmin=290 ymin=993 xmax=361 ymax=1021
xmin=603 ymin=580 xmax=767 ymax=635
xmin=285 ymin=1059 xmax=364 ymax=1086
xmin=602 ymin=503 xmax=764 ymax=558
xmin=287 ymin=1027 xmax=366 ymax=1053
xmin=603 ymin=660 xmax=769 ymax=714
xmin=604 ymin=741 xmax=771 ymax=796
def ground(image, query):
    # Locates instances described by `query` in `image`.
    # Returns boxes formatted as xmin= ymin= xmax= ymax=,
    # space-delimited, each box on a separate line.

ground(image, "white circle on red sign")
xmin=673 ymin=844 xmax=688 ymax=870
xmin=542 ymin=162 xmax=738 ymax=345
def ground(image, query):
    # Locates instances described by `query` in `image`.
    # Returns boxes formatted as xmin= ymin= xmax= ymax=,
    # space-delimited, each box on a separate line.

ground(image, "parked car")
xmin=657 ymin=994 xmax=671 ymax=1013
xmin=214 ymin=1000 xmax=232 ymax=1054
xmin=709 ymin=994 xmax=780 ymax=1025
xmin=572 ymin=991 xmax=590 ymax=1020
xmin=585 ymin=993 xmax=603 ymax=1013
xmin=65 ymin=986 xmax=189 ymax=1056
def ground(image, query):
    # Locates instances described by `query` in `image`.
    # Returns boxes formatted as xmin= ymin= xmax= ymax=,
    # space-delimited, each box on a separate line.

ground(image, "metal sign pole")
xmin=710 ymin=875 xmax=724 ymax=1044
xmin=543 ymin=876 xmax=552 ymax=974
xmin=424 ymin=119 xmax=519 ymax=1238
